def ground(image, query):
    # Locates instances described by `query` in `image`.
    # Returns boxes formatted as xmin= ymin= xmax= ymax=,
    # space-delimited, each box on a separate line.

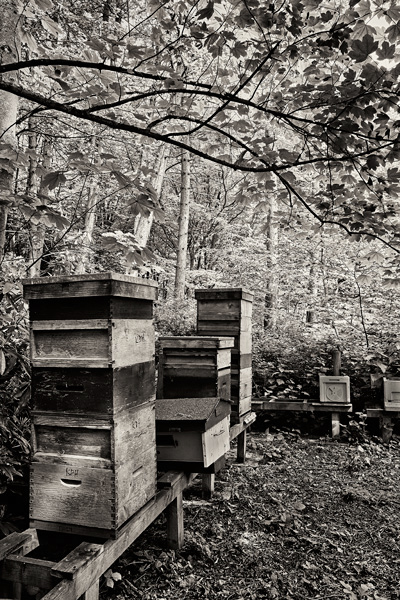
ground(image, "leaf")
xmin=386 ymin=22 xmax=400 ymax=43
xmin=197 ymin=0 xmax=214 ymax=20
xmin=33 ymin=0 xmax=54 ymax=10
xmin=112 ymin=171 xmax=131 ymax=188
xmin=376 ymin=40 xmax=396 ymax=60
xmin=42 ymin=171 xmax=66 ymax=190
xmin=349 ymin=35 xmax=378 ymax=62
xmin=232 ymin=42 xmax=247 ymax=58
xmin=356 ymin=274 xmax=372 ymax=285
xmin=41 ymin=17 xmax=63 ymax=36
xmin=21 ymin=30 xmax=38 ymax=53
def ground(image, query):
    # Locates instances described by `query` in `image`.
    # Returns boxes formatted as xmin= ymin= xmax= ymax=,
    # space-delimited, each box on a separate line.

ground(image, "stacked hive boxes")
xmin=157 ymin=336 xmax=235 ymax=401
xmin=23 ymin=273 xmax=158 ymax=538
xmin=156 ymin=336 xmax=234 ymax=472
xmin=195 ymin=288 xmax=253 ymax=422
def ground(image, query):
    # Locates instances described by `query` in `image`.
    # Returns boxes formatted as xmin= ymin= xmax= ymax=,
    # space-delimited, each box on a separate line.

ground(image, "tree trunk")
xmin=28 ymin=136 xmax=51 ymax=278
xmin=0 ymin=0 xmax=20 ymax=265
xmin=174 ymin=150 xmax=190 ymax=299
xmin=134 ymin=145 xmax=168 ymax=248
xmin=264 ymin=196 xmax=279 ymax=328
xmin=306 ymin=253 xmax=317 ymax=325
xmin=75 ymin=137 xmax=99 ymax=274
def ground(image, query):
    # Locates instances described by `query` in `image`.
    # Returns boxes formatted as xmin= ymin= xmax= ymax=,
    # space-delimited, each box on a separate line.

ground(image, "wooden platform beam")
xmin=0 ymin=416 xmax=257 ymax=599
xmin=366 ymin=408 xmax=400 ymax=442
xmin=251 ymin=401 xmax=352 ymax=439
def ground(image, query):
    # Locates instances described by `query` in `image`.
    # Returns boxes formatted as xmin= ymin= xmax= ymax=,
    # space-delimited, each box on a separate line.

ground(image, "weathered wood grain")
xmin=160 ymin=337 xmax=234 ymax=349
xmin=29 ymin=297 xmax=153 ymax=321
xmin=0 ymin=530 xmax=39 ymax=561
xmin=23 ymin=272 xmax=158 ymax=301
xmin=29 ymin=463 xmax=115 ymax=530
xmin=194 ymin=288 xmax=254 ymax=301
xmin=32 ymin=362 xmax=155 ymax=414
xmin=1 ymin=556 xmax=56 ymax=590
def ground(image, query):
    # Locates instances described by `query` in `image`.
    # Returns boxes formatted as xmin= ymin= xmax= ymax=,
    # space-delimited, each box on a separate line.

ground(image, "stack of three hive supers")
xmin=23 ymin=273 xmax=158 ymax=539
xmin=156 ymin=288 xmax=253 ymax=472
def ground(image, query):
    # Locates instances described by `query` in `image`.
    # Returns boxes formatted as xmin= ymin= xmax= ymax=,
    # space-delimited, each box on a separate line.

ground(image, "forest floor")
xmin=100 ymin=421 xmax=400 ymax=600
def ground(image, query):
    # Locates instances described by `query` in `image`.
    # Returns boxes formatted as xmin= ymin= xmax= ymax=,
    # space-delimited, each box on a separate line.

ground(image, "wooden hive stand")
xmin=23 ymin=272 xmax=158 ymax=539
xmin=0 ymin=412 xmax=256 ymax=600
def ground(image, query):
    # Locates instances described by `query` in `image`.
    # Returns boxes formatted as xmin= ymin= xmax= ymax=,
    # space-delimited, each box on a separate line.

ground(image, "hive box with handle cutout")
xmin=23 ymin=273 xmax=158 ymax=538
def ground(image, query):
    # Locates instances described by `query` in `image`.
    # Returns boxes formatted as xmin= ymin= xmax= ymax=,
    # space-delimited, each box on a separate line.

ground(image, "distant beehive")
xmin=23 ymin=273 xmax=158 ymax=538
xmin=319 ymin=375 xmax=350 ymax=403
xmin=156 ymin=397 xmax=231 ymax=472
xmin=157 ymin=336 xmax=234 ymax=401
xmin=383 ymin=378 xmax=400 ymax=410
xmin=195 ymin=288 xmax=253 ymax=420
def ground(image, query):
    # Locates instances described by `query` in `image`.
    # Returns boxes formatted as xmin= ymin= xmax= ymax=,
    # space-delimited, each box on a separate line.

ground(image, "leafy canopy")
xmin=1 ymin=0 xmax=400 ymax=250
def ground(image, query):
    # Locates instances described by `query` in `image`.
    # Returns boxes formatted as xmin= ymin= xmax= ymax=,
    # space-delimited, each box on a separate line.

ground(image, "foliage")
xmin=0 ymin=269 xmax=31 ymax=535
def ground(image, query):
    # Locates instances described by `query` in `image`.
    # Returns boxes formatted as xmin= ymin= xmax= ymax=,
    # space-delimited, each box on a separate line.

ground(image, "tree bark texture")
xmin=174 ymin=150 xmax=190 ymax=299
xmin=75 ymin=137 xmax=99 ymax=274
xmin=28 ymin=135 xmax=51 ymax=278
xmin=134 ymin=145 xmax=168 ymax=249
xmin=264 ymin=196 xmax=279 ymax=328
xmin=0 ymin=0 xmax=20 ymax=264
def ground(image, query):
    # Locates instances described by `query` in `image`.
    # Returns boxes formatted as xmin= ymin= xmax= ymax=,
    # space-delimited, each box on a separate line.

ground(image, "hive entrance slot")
xmin=61 ymin=478 xmax=82 ymax=487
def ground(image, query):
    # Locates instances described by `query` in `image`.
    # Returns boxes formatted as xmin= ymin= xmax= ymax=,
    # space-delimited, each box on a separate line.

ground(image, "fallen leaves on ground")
xmin=101 ymin=431 xmax=400 ymax=600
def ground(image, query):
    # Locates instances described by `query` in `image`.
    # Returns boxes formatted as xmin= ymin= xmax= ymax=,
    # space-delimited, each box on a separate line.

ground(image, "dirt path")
xmin=101 ymin=431 xmax=400 ymax=600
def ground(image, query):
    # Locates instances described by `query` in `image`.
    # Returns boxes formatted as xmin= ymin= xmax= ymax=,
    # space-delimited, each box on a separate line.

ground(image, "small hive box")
xmin=157 ymin=336 xmax=234 ymax=401
xmin=319 ymin=375 xmax=350 ymax=403
xmin=23 ymin=272 xmax=158 ymax=538
xmin=156 ymin=397 xmax=231 ymax=472
xmin=195 ymin=288 xmax=253 ymax=419
xmin=383 ymin=378 xmax=400 ymax=410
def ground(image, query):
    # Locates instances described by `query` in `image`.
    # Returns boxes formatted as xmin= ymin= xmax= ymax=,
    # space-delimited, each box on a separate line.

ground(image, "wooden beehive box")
xmin=157 ymin=336 xmax=234 ymax=401
xmin=383 ymin=378 xmax=400 ymax=410
xmin=24 ymin=273 xmax=158 ymax=416
xmin=319 ymin=375 xmax=351 ymax=403
xmin=195 ymin=288 xmax=253 ymax=420
xmin=156 ymin=397 xmax=230 ymax=472
xmin=23 ymin=273 xmax=158 ymax=538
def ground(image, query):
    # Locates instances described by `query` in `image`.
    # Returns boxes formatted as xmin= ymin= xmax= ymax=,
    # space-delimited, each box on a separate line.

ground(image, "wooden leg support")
xmin=380 ymin=415 xmax=393 ymax=443
xmin=78 ymin=580 xmax=100 ymax=600
xmin=237 ymin=429 xmax=247 ymax=463
xmin=331 ymin=412 xmax=340 ymax=439
xmin=202 ymin=474 xmax=215 ymax=500
xmin=166 ymin=492 xmax=184 ymax=550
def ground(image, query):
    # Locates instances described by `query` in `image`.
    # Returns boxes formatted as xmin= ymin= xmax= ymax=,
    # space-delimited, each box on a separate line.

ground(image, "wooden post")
xmin=237 ymin=429 xmax=247 ymax=463
xmin=332 ymin=349 xmax=341 ymax=376
xmin=202 ymin=474 xmax=215 ymax=499
xmin=80 ymin=580 xmax=100 ymax=600
xmin=166 ymin=492 xmax=184 ymax=550
xmin=331 ymin=413 xmax=340 ymax=439
xmin=380 ymin=415 xmax=393 ymax=443
xmin=331 ymin=349 xmax=341 ymax=439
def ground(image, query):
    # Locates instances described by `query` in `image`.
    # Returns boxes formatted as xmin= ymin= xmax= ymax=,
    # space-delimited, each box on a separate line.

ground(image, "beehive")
xmin=156 ymin=397 xmax=231 ymax=472
xmin=319 ymin=375 xmax=350 ymax=403
xmin=383 ymin=378 xmax=400 ymax=410
xmin=195 ymin=288 xmax=253 ymax=420
xmin=23 ymin=272 xmax=158 ymax=538
xmin=157 ymin=336 xmax=234 ymax=401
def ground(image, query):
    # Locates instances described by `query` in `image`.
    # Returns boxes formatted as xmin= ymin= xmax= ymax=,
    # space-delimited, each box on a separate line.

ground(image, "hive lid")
xmin=22 ymin=272 xmax=158 ymax=300
xmin=194 ymin=287 xmax=253 ymax=301
xmin=159 ymin=336 xmax=235 ymax=349
xmin=156 ymin=397 xmax=230 ymax=422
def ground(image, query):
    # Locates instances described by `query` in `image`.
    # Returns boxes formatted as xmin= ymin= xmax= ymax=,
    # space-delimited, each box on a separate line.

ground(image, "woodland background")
xmin=1 ymin=0 xmax=400 ymax=535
